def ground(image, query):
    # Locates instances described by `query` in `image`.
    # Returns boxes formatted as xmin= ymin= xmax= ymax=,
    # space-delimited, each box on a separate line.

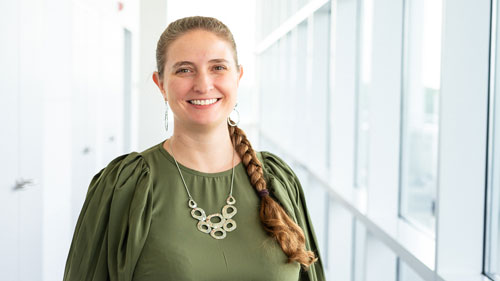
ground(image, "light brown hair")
xmin=156 ymin=16 xmax=317 ymax=269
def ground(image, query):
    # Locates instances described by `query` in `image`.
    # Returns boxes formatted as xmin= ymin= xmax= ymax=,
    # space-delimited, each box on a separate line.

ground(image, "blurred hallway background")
xmin=1 ymin=0 xmax=499 ymax=280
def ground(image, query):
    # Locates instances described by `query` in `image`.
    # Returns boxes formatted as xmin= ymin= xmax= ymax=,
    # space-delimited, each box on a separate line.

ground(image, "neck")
xmin=164 ymin=121 xmax=241 ymax=173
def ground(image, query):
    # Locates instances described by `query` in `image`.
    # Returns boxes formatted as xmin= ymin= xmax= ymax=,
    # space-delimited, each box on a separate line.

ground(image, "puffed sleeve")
xmin=63 ymin=152 xmax=153 ymax=281
xmin=259 ymin=151 xmax=326 ymax=281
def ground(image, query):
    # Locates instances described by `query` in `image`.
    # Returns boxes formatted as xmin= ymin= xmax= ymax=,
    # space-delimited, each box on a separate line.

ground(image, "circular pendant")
xmin=197 ymin=221 xmax=212 ymax=233
xmin=206 ymin=213 xmax=225 ymax=229
xmin=226 ymin=196 xmax=236 ymax=205
xmin=223 ymin=218 xmax=237 ymax=232
xmin=188 ymin=199 xmax=197 ymax=208
xmin=222 ymin=205 xmax=237 ymax=219
xmin=191 ymin=208 xmax=206 ymax=221
xmin=210 ymin=228 xmax=227 ymax=239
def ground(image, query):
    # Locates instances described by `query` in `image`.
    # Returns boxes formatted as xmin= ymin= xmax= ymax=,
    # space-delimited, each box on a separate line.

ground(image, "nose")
xmin=193 ymin=70 xmax=214 ymax=94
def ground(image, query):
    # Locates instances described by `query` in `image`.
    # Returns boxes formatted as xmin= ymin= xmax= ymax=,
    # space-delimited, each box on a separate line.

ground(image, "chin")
xmin=190 ymin=118 xmax=227 ymax=128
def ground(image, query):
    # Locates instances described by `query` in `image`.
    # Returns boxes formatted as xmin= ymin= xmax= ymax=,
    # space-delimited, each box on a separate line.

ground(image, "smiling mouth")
xmin=188 ymin=98 xmax=220 ymax=105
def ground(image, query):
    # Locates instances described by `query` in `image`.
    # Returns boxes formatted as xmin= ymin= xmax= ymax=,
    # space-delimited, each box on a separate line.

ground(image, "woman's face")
xmin=154 ymin=29 xmax=243 ymax=131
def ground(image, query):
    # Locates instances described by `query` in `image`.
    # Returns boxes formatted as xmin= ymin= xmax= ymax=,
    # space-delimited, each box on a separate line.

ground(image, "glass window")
xmin=400 ymin=0 xmax=443 ymax=233
xmin=353 ymin=220 xmax=367 ymax=281
xmin=398 ymin=259 xmax=425 ymax=281
xmin=257 ymin=4 xmax=332 ymax=270
xmin=310 ymin=5 xmax=331 ymax=173
xmin=362 ymin=234 xmax=398 ymax=281
xmin=293 ymin=164 xmax=329 ymax=264
xmin=258 ymin=44 xmax=277 ymax=139
xmin=486 ymin=1 xmax=500 ymax=278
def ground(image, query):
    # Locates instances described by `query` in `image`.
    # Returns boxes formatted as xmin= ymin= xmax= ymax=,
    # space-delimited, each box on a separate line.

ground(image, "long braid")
xmin=229 ymin=125 xmax=317 ymax=269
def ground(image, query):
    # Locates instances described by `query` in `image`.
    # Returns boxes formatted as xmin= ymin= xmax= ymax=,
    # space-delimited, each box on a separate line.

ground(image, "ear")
xmin=153 ymin=72 xmax=167 ymax=100
xmin=237 ymin=65 xmax=244 ymax=84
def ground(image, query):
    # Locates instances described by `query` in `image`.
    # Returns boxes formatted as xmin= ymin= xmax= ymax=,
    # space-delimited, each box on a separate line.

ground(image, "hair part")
xmin=156 ymin=16 xmax=239 ymax=79
xmin=229 ymin=124 xmax=318 ymax=269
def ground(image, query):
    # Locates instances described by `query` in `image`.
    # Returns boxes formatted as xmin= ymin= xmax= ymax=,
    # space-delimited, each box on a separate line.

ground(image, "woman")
xmin=64 ymin=16 xmax=325 ymax=281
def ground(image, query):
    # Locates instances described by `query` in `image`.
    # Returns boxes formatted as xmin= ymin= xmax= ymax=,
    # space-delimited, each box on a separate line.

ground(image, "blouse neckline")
xmin=156 ymin=141 xmax=244 ymax=178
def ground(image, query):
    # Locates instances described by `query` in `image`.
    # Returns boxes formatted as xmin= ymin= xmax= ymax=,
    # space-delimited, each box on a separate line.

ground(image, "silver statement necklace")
xmin=169 ymin=140 xmax=237 ymax=240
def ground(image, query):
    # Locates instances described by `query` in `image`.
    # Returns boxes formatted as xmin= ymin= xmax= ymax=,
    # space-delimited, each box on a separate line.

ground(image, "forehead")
xmin=166 ymin=30 xmax=235 ymax=66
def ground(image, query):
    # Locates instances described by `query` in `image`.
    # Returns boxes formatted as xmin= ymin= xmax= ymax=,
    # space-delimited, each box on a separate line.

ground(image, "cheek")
xmin=167 ymin=78 xmax=192 ymax=98
xmin=215 ymin=76 xmax=239 ymax=96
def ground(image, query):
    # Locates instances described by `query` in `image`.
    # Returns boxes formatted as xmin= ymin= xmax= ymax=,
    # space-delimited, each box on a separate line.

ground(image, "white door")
xmin=0 ymin=0 xmax=43 ymax=280
xmin=17 ymin=0 xmax=44 ymax=278
xmin=0 ymin=1 xmax=21 ymax=279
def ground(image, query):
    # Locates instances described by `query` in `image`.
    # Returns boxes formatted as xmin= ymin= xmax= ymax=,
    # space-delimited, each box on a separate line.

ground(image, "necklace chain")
xmin=169 ymin=139 xmax=237 ymax=240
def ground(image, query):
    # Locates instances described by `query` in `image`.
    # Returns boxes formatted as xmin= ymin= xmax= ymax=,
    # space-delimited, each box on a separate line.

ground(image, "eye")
xmin=213 ymin=65 xmax=227 ymax=71
xmin=175 ymin=68 xmax=191 ymax=74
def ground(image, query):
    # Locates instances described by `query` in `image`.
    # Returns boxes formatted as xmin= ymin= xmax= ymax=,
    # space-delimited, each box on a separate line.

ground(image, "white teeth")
xmin=189 ymin=98 xmax=218 ymax=105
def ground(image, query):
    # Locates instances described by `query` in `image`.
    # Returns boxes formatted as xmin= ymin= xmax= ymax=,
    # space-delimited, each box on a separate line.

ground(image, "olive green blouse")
xmin=63 ymin=142 xmax=325 ymax=281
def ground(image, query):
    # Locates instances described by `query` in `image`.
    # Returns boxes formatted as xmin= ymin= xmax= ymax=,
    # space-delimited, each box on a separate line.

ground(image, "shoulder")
xmin=100 ymin=151 xmax=150 ymax=176
xmin=256 ymin=153 xmax=326 ymax=281
xmin=84 ymin=151 xmax=154 ymax=240
xmin=89 ymin=152 xmax=151 ymax=195
xmin=106 ymin=152 xmax=149 ymax=172
xmin=257 ymin=151 xmax=302 ymax=208
xmin=258 ymin=151 xmax=299 ymax=185
xmin=87 ymin=151 xmax=153 ymax=220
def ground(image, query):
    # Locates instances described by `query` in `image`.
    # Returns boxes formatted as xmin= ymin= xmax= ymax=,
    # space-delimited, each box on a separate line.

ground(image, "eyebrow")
xmin=171 ymin=59 xmax=230 ymax=69
xmin=171 ymin=61 xmax=195 ymax=69
xmin=209 ymin=58 xmax=230 ymax=64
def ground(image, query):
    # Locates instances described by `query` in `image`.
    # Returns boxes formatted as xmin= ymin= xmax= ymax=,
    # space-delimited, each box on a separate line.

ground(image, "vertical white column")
xmin=436 ymin=0 xmax=491 ymax=279
xmin=366 ymin=0 xmax=403 ymax=230
xmin=0 ymin=0 xmax=20 ymax=280
xmin=329 ymin=0 xmax=357 ymax=196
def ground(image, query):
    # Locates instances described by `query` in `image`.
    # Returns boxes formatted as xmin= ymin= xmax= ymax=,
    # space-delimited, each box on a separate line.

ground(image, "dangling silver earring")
xmin=164 ymin=100 xmax=169 ymax=132
xmin=227 ymin=103 xmax=240 ymax=127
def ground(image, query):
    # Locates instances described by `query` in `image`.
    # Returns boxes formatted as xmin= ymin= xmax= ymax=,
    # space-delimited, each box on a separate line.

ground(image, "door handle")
xmin=13 ymin=178 xmax=35 ymax=190
xmin=82 ymin=146 xmax=91 ymax=154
